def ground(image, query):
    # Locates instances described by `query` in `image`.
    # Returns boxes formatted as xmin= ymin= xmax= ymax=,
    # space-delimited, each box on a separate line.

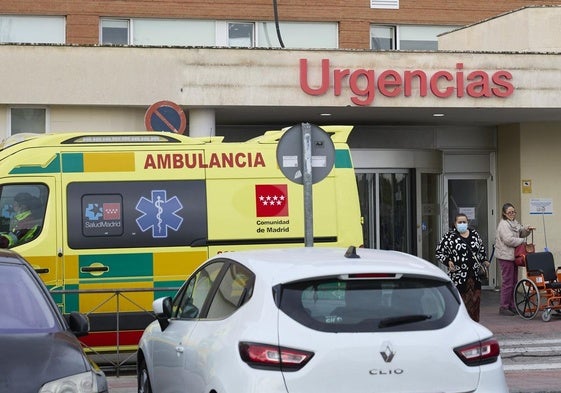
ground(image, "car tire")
xmin=138 ymin=360 xmax=153 ymax=393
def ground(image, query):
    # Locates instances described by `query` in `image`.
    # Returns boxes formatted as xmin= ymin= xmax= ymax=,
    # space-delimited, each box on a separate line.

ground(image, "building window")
xmin=0 ymin=15 xmax=65 ymax=44
xmin=228 ymin=22 xmax=254 ymax=47
xmin=371 ymin=24 xmax=456 ymax=50
xmin=100 ymin=18 xmax=338 ymax=49
xmin=257 ymin=21 xmax=338 ymax=49
xmin=100 ymin=19 xmax=129 ymax=45
xmin=370 ymin=0 xmax=399 ymax=10
xmin=133 ymin=19 xmax=215 ymax=46
xmin=371 ymin=26 xmax=395 ymax=50
xmin=400 ymin=25 xmax=456 ymax=50
xmin=9 ymin=108 xmax=48 ymax=135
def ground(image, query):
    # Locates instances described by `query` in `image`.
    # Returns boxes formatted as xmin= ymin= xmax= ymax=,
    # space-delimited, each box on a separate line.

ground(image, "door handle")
xmin=175 ymin=346 xmax=184 ymax=353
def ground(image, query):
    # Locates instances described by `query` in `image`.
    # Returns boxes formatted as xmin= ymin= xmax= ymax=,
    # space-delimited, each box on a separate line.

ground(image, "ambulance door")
xmin=0 ymin=178 xmax=61 ymax=289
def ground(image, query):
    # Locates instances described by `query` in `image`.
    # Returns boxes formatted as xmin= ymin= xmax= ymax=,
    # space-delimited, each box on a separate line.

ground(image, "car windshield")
xmin=0 ymin=264 xmax=58 ymax=332
xmin=279 ymin=275 xmax=460 ymax=332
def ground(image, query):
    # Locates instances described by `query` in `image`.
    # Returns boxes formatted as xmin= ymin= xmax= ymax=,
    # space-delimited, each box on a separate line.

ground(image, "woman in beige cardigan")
xmin=495 ymin=203 xmax=535 ymax=316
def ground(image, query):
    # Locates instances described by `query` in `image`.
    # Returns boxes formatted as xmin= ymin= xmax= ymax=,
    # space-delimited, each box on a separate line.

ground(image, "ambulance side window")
xmin=66 ymin=180 xmax=208 ymax=249
xmin=0 ymin=184 xmax=48 ymax=248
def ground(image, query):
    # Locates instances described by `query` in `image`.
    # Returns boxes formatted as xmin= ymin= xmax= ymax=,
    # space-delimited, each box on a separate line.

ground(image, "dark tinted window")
xmin=0 ymin=184 xmax=48 ymax=247
xmin=207 ymin=262 xmax=254 ymax=319
xmin=279 ymin=276 xmax=459 ymax=332
xmin=67 ymin=180 xmax=207 ymax=249
xmin=172 ymin=261 xmax=224 ymax=319
xmin=0 ymin=264 xmax=58 ymax=332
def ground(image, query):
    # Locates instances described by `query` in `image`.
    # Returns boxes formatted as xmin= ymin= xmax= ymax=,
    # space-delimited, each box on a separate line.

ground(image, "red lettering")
xmin=430 ymin=71 xmax=454 ymax=98
xmin=403 ymin=70 xmax=427 ymax=97
xmin=144 ymin=155 xmax=156 ymax=169
xmin=466 ymin=71 xmax=492 ymax=97
xmin=253 ymin=152 xmax=265 ymax=167
xmin=173 ymin=154 xmax=183 ymax=168
xmin=299 ymin=58 xmax=330 ymax=95
xmin=157 ymin=154 xmax=171 ymax=168
xmin=299 ymin=58 xmax=515 ymax=105
xmin=141 ymin=152 xmax=264 ymax=170
xmin=235 ymin=153 xmax=246 ymax=167
xmin=456 ymin=63 xmax=464 ymax=98
xmin=378 ymin=70 xmax=402 ymax=97
xmin=221 ymin=153 xmax=233 ymax=167
xmin=207 ymin=153 xmax=220 ymax=168
xmin=349 ymin=69 xmax=375 ymax=106
xmin=491 ymin=71 xmax=514 ymax=97
xmin=334 ymin=68 xmax=350 ymax=96
xmin=184 ymin=154 xmax=197 ymax=168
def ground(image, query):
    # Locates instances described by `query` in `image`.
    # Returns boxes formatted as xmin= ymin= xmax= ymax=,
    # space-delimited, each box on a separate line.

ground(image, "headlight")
xmin=39 ymin=371 xmax=101 ymax=393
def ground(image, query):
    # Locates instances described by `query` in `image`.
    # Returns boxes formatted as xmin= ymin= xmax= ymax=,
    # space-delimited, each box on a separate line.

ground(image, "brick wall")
xmin=1 ymin=0 xmax=560 ymax=48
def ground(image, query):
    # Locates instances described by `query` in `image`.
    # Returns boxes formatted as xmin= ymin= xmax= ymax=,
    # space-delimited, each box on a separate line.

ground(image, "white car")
xmin=137 ymin=247 xmax=508 ymax=393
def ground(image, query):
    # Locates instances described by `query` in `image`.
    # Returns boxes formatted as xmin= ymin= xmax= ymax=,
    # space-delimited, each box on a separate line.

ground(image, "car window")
xmin=0 ymin=264 xmax=57 ymax=332
xmin=172 ymin=261 xmax=224 ymax=319
xmin=206 ymin=262 xmax=254 ymax=319
xmin=279 ymin=276 xmax=458 ymax=332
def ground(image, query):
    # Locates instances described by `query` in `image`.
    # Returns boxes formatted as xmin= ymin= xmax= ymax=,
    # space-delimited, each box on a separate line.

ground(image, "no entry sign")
xmin=144 ymin=100 xmax=187 ymax=134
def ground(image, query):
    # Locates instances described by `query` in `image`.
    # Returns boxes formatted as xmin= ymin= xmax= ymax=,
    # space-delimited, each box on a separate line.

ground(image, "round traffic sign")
xmin=144 ymin=100 xmax=187 ymax=134
xmin=276 ymin=123 xmax=335 ymax=185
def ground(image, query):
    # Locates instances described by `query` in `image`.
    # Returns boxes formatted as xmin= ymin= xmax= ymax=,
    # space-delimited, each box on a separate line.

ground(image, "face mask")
xmin=456 ymin=223 xmax=468 ymax=233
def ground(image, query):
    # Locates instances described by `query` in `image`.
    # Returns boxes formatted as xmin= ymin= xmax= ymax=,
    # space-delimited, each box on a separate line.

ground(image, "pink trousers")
xmin=498 ymin=258 xmax=518 ymax=309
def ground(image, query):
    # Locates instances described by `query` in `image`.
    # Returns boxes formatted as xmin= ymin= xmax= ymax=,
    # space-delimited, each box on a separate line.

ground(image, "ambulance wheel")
xmin=514 ymin=279 xmax=540 ymax=319
xmin=138 ymin=360 xmax=153 ymax=393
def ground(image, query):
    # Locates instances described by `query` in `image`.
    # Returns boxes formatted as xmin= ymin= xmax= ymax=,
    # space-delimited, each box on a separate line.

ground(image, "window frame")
xmin=370 ymin=24 xmax=457 ymax=51
xmin=0 ymin=15 xmax=65 ymax=44
xmin=7 ymin=106 xmax=49 ymax=136
xmin=100 ymin=18 xmax=131 ymax=45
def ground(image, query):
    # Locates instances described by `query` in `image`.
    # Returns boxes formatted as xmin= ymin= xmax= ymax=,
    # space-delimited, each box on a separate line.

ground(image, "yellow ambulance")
xmin=0 ymin=126 xmax=362 ymax=350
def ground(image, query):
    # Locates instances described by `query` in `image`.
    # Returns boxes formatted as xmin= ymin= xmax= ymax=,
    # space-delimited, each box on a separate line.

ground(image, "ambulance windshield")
xmin=0 ymin=184 xmax=47 ymax=249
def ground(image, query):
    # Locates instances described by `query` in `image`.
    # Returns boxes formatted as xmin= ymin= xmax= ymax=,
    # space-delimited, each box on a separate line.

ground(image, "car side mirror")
xmin=153 ymin=296 xmax=172 ymax=331
xmin=65 ymin=312 xmax=90 ymax=337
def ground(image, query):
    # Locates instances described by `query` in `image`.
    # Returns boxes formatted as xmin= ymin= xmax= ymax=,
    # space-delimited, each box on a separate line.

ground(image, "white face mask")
xmin=456 ymin=223 xmax=468 ymax=233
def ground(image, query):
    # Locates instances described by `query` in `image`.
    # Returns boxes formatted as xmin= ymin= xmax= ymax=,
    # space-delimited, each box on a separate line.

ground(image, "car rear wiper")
xmin=378 ymin=314 xmax=432 ymax=328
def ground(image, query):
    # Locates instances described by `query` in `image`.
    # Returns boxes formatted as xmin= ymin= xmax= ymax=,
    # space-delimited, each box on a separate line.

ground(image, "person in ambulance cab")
xmin=0 ymin=193 xmax=42 ymax=248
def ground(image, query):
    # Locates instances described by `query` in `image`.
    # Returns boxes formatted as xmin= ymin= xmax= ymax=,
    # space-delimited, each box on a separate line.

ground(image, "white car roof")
xmin=210 ymin=247 xmax=449 ymax=285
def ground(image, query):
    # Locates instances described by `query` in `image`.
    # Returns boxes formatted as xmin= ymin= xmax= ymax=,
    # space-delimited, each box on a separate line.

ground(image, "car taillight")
xmin=454 ymin=338 xmax=500 ymax=366
xmin=239 ymin=342 xmax=314 ymax=371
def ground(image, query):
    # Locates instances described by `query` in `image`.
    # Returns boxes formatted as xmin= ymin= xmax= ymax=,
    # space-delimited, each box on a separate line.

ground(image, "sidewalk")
xmin=479 ymin=289 xmax=561 ymax=393
xmin=106 ymin=289 xmax=561 ymax=393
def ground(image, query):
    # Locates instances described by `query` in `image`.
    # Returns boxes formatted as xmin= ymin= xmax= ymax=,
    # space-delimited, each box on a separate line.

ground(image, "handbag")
xmin=514 ymin=232 xmax=535 ymax=267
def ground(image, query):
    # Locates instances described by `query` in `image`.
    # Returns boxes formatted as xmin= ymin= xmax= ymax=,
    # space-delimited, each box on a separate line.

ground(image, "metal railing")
xmin=51 ymin=287 xmax=179 ymax=376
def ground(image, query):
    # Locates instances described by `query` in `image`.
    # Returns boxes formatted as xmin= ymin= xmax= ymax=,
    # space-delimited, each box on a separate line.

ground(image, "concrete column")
xmin=188 ymin=109 xmax=216 ymax=137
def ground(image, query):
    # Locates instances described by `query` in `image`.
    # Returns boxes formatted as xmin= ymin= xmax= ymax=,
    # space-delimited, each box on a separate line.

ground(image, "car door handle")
xmin=175 ymin=346 xmax=184 ymax=353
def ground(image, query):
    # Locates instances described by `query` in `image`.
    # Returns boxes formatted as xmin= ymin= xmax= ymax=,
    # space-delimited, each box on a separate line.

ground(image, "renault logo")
xmin=380 ymin=342 xmax=395 ymax=363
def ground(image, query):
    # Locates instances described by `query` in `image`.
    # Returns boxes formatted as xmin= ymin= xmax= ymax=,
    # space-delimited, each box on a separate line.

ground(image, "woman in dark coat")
xmin=436 ymin=213 xmax=490 ymax=322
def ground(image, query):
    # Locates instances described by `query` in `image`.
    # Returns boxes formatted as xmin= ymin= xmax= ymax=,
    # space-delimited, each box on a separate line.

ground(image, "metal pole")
xmin=542 ymin=208 xmax=549 ymax=251
xmin=302 ymin=123 xmax=313 ymax=247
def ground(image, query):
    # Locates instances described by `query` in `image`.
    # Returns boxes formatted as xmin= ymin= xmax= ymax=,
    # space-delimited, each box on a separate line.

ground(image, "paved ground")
xmin=106 ymin=289 xmax=561 ymax=393
xmin=480 ymin=289 xmax=561 ymax=393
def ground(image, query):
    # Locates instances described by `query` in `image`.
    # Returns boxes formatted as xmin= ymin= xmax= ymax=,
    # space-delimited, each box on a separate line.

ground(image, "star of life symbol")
xmin=136 ymin=190 xmax=183 ymax=238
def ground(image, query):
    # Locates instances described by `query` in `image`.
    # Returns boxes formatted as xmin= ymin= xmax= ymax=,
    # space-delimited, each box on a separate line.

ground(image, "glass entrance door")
xmin=357 ymin=170 xmax=412 ymax=253
xmin=419 ymin=172 xmax=440 ymax=263
xmin=444 ymin=176 xmax=492 ymax=286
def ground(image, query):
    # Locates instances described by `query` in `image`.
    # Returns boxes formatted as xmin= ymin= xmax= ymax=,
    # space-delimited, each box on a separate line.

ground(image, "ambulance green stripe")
xmin=79 ymin=253 xmax=153 ymax=278
xmin=62 ymin=153 xmax=85 ymax=172
xmin=335 ymin=149 xmax=352 ymax=168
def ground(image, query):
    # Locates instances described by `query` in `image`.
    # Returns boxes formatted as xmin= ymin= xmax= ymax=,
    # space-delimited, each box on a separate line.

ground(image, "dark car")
xmin=0 ymin=249 xmax=108 ymax=393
